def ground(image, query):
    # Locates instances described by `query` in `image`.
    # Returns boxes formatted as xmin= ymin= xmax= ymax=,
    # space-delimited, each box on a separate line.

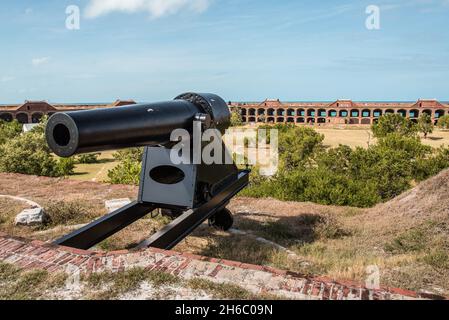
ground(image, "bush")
xmin=437 ymin=115 xmax=449 ymax=130
xmin=0 ymin=120 xmax=22 ymax=145
xmin=107 ymin=148 xmax=143 ymax=185
xmin=0 ymin=121 xmax=74 ymax=177
xmin=77 ymin=153 xmax=100 ymax=164
xmin=230 ymin=109 xmax=243 ymax=127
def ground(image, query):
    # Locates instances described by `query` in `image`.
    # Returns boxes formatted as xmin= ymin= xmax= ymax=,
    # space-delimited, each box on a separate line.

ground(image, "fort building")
xmin=1 ymin=98 xmax=448 ymax=126
xmin=0 ymin=100 xmax=136 ymax=124
xmin=231 ymin=99 xmax=449 ymax=126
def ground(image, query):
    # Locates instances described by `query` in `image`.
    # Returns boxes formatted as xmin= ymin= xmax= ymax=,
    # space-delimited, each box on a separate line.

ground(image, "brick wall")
xmin=0 ymin=232 xmax=445 ymax=300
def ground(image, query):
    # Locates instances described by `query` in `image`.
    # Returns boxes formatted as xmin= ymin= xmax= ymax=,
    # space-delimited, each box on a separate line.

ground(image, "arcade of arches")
xmin=234 ymin=99 xmax=449 ymax=126
xmin=0 ymin=100 xmax=136 ymax=124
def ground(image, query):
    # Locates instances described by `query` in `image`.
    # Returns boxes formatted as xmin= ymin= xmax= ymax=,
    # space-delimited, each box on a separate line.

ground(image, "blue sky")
xmin=0 ymin=0 xmax=448 ymax=103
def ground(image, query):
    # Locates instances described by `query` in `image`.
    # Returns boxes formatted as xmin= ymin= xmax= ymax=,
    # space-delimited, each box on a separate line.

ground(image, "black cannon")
xmin=46 ymin=93 xmax=249 ymax=250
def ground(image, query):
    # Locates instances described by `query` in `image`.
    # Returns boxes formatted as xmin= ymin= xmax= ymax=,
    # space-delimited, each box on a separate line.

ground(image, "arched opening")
xmin=16 ymin=113 xmax=29 ymax=124
xmin=277 ymin=109 xmax=285 ymax=116
xmin=241 ymin=109 xmax=247 ymax=116
xmin=296 ymin=117 xmax=305 ymax=123
xmin=373 ymin=109 xmax=382 ymax=118
xmin=317 ymin=118 xmax=326 ymax=124
xmin=361 ymin=109 xmax=371 ymax=118
xmin=409 ymin=109 xmax=419 ymax=118
xmin=349 ymin=118 xmax=360 ymax=125
xmin=307 ymin=109 xmax=315 ymax=117
xmin=307 ymin=118 xmax=315 ymax=124
xmin=361 ymin=118 xmax=371 ymax=125
xmin=267 ymin=117 xmax=275 ymax=123
xmin=318 ymin=109 xmax=327 ymax=117
xmin=276 ymin=117 xmax=285 ymax=123
xmin=435 ymin=110 xmax=445 ymax=119
xmin=267 ymin=108 xmax=275 ymax=116
xmin=339 ymin=110 xmax=348 ymax=117
xmin=422 ymin=109 xmax=432 ymax=117
xmin=297 ymin=109 xmax=305 ymax=117
xmin=287 ymin=109 xmax=295 ymax=116
xmin=248 ymin=117 xmax=256 ymax=123
xmin=287 ymin=117 xmax=295 ymax=123
xmin=249 ymin=108 xmax=256 ymax=116
xmin=0 ymin=113 xmax=13 ymax=122
xmin=31 ymin=112 xmax=43 ymax=123
xmin=257 ymin=108 xmax=265 ymax=116
xmin=385 ymin=109 xmax=395 ymax=114
xmin=350 ymin=109 xmax=360 ymax=117
xmin=328 ymin=110 xmax=337 ymax=117
xmin=398 ymin=109 xmax=407 ymax=117
xmin=242 ymin=116 xmax=247 ymax=122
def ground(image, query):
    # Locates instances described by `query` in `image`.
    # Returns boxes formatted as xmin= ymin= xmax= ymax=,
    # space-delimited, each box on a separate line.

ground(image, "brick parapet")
xmin=0 ymin=233 xmax=445 ymax=300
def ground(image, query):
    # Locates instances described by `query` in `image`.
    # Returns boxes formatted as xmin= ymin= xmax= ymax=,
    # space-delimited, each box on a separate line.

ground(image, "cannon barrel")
xmin=45 ymin=93 xmax=230 ymax=157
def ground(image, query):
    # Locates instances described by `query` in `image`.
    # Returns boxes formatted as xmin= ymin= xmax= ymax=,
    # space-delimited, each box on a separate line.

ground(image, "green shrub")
xmin=77 ymin=153 xmax=100 ymax=164
xmin=230 ymin=109 xmax=243 ymax=127
xmin=0 ymin=119 xmax=74 ymax=177
xmin=0 ymin=120 xmax=22 ymax=145
xmin=437 ymin=115 xmax=449 ymax=130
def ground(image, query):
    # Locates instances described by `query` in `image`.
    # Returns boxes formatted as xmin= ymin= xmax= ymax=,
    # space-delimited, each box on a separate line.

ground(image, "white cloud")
xmin=1 ymin=76 xmax=15 ymax=83
xmin=32 ymin=57 xmax=50 ymax=67
xmin=84 ymin=0 xmax=211 ymax=19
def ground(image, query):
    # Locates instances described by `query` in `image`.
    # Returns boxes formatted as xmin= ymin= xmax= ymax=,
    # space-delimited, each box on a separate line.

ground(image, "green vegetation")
xmin=437 ymin=115 xmax=449 ymax=130
xmin=0 ymin=119 xmax=74 ymax=177
xmin=0 ymin=120 xmax=22 ymax=145
xmin=371 ymin=114 xmax=417 ymax=138
xmin=417 ymin=114 xmax=434 ymax=139
xmin=77 ymin=153 xmax=100 ymax=164
xmin=242 ymin=118 xmax=449 ymax=207
xmin=230 ymin=108 xmax=243 ymax=127
xmin=107 ymin=148 xmax=143 ymax=185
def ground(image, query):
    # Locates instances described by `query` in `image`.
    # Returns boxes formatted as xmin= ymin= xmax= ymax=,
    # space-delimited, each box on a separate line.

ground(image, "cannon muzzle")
xmin=46 ymin=93 xmax=230 ymax=157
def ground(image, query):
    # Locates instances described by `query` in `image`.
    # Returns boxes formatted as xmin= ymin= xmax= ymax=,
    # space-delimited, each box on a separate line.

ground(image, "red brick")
xmin=58 ymin=246 xmax=93 ymax=256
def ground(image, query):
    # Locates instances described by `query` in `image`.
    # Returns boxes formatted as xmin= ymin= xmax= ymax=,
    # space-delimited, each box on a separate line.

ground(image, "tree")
xmin=0 ymin=120 xmax=22 ymax=145
xmin=230 ymin=109 xmax=243 ymax=127
xmin=437 ymin=115 xmax=449 ymax=130
xmin=417 ymin=113 xmax=433 ymax=139
xmin=371 ymin=114 xmax=417 ymax=138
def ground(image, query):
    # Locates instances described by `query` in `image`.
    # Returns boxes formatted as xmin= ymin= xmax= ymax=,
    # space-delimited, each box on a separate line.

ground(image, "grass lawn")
xmin=315 ymin=128 xmax=449 ymax=149
xmin=70 ymin=151 xmax=118 ymax=182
